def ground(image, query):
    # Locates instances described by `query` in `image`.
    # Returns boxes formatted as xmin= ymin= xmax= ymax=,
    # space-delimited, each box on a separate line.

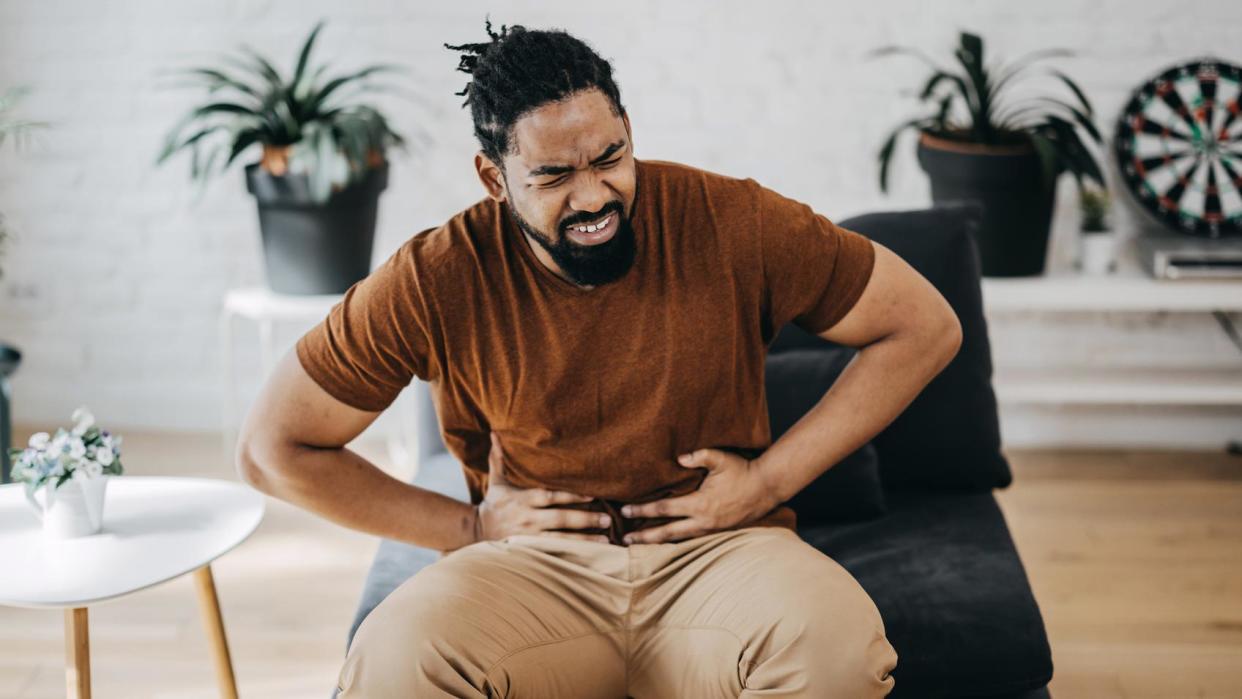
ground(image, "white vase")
xmin=25 ymin=474 xmax=109 ymax=538
xmin=1078 ymin=231 xmax=1116 ymax=275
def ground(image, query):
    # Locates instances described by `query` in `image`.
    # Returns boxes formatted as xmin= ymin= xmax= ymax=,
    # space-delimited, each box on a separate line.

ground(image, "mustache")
xmin=560 ymin=201 xmax=624 ymax=231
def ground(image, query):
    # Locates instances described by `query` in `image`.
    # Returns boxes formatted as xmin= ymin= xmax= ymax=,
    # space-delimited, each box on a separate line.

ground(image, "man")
xmin=238 ymin=20 xmax=962 ymax=698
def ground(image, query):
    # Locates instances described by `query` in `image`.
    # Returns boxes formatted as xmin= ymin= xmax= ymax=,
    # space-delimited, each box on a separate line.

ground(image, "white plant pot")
xmin=25 ymin=474 xmax=109 ymax=538
xmin=1078 ymin=232 xmax=1117 ymax=275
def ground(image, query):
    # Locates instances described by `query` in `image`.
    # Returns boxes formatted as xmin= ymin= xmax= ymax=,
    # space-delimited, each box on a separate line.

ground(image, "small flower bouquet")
xmin=8 ymin=406 xmax=124 ymax=538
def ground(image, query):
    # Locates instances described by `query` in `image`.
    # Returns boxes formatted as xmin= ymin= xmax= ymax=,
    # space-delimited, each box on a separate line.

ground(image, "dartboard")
xmin=1114 ymin=58 xmax=1242 ymax=238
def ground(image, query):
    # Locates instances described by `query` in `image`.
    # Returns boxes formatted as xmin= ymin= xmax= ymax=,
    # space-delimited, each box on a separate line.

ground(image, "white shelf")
xmin=993 ymin=368 xmax=1242 ymax=406
xmin=982 ymin=273 xmax=1242 ymax=313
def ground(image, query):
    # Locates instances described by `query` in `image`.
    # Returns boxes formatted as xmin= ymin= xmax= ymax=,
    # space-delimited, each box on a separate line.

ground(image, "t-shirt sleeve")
xmin=294 ymin=239 xmax=438 ymax=412
xmin=755 ymin=181 xmax=876 ymax=335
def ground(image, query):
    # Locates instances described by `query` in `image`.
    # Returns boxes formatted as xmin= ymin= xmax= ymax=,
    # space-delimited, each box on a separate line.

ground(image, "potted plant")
xmin=157 ymin=20 xmax=408 ymax=295
xmin=1077 ymin=185 xmax=1115 ymax=275
xmin=873 ymin=31 xmax=1106 ymax=277
xmin=1 ymin=85 xmax=48 ymax=484
xmin=10 ymin=407 xmax=124 ymax=538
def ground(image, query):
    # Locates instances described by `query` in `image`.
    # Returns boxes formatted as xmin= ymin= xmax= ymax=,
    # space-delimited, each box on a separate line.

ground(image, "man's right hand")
xmin=474 ymin=431 xmax=611 ymax=544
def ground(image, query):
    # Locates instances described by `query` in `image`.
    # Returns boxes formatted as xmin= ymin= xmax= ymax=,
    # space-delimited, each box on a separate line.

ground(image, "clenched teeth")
xmin=572 ymin=215 xmax=612 ymax=233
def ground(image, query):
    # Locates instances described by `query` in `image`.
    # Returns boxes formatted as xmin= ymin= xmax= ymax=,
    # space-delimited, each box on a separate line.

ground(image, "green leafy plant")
xmin=1079 ymin=184 xmax=1111 ymax=233
xmin=0 ymin=86 xmax=50 ymax=280
xmin=871 ymin=30 xmax=1105 ymax=196
xmin=156 ymin=20 xmax=408 ymax=203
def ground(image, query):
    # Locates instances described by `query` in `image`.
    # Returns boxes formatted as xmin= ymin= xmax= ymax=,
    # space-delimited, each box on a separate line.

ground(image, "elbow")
xmin=234 ymin=432 xmax=296 ymax=497
xmin=944 ymin=314 xmax=963 ymax=358
xmin=935 ymin=314 xmax=964 ymax=371
xmin=235 ymin=436 xmax=272 ymax=494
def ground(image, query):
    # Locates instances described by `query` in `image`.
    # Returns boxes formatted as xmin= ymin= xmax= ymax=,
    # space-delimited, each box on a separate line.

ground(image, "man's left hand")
xmin=619 ymin=449 xmax=780 ymax=544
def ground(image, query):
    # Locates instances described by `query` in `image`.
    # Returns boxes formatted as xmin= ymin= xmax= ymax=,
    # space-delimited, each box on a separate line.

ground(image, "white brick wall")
xmin=1 ymin=0 xmax=1239 ymax=447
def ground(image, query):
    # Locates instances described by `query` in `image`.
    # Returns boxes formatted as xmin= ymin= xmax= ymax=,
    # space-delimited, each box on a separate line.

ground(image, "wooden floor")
xmin=2 ymin=429 xmax=1239 ymax=698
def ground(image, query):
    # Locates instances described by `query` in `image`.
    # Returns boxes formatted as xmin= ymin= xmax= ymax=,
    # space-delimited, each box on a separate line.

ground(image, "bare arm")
xmin=753 ymin=240 xmax=963 ymax=501
xmin=235 ymin=348 xmax=479 ymax=553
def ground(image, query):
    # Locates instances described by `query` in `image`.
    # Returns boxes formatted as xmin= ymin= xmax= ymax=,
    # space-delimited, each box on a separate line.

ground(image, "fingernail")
xmin=621 ymin=506 xmax=633 ymax=516
xmin=599 ymin=515 xmax=610 ymax=526
xmin=623 ymin=535 xmax=634 ymax=543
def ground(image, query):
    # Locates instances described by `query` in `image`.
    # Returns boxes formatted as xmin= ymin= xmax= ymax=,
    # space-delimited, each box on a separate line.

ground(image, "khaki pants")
xmin=337 ymin=525 xmax=897 ymax=698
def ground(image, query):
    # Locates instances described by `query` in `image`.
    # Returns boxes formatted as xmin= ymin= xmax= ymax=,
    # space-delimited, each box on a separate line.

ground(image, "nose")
xmin=567 ymin=170 xmax=613 ymax=217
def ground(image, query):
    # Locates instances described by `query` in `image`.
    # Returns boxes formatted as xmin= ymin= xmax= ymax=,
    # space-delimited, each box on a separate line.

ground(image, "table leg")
xmin=64 ymin=607 xmax=90 ymax=699
xmin=193 ymin=565 xmax=239 ymax=699
xmin=219 ymin=308 xmax=237 ymax=470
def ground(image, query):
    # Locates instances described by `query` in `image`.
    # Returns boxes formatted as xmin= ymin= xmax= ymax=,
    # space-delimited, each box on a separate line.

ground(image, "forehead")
xmin=507 ymin=89 xmax=626 ymax=171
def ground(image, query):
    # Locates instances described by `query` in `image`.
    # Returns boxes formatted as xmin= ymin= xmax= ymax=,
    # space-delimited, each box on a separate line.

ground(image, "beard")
xmin=507 ymin=198 xmax=638 ymax=288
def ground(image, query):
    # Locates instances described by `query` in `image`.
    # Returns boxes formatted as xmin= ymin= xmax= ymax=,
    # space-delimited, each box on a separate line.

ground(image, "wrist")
xmin=470 ymin=504 xmax=484 ymax=544
xmin=749 ymin=457 xmax=786 ymax=511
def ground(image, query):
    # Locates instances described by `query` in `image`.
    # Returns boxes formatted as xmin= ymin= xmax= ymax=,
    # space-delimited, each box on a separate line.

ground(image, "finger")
xmin=537 ymin=531 xmax=612 ymax=544
xmin=621 ymin=494 xmax=700 ymax=519
xmin=535 ymin=508 xmax=612 ymax=531
xmin=524 ymin=488 xmax=596 ymax=508
xmin=676 ymin=448 xmax=724 ymax=470
xmin=623 ymin=519 xmax=707 ymax=545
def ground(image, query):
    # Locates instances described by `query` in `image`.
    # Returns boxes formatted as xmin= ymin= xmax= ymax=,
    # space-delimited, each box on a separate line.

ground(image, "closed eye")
xmin=538 ymin=158 xmax=623 ymax=188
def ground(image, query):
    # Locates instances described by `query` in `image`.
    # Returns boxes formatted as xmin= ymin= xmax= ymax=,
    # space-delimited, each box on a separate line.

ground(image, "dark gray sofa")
xmin=337 ymin=203 xmax=1054 ymax=698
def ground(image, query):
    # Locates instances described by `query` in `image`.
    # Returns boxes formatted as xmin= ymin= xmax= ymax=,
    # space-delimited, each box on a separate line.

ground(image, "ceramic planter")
xmin=245 ymin=161 xmax=389 ymax=295
xmin=917 ymin=132 xmax=1057 ymax=277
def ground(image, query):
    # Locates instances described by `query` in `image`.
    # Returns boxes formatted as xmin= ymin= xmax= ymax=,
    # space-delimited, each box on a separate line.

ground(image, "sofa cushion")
xmin=765 ymin=348 xmax=886 ymax=523
xmin=800 ymin=491 xmax=1053 ymax=698
xmin=771 ymin=203 xmax=1012 ymax=493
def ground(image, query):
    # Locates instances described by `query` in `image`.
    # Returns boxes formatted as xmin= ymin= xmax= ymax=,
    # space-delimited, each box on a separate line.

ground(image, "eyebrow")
xmin=528 ymin=140 xmax=627 ymax=178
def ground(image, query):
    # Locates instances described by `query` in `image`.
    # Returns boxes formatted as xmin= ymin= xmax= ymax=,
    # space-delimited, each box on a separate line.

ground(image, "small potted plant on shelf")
xmin=10 ymin=407 xmax=124 ymax=539
xmin=873 ymin=30 xmax=1107 ymax=277
xmin=156 ymin=20 xmax=408 ymax=295
xmin=1077 ymin=185 xmax=1115 ymax=275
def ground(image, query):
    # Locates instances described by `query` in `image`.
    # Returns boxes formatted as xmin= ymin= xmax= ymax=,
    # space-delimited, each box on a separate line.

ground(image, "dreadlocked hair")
xmin=444 ymin=18 xmax=626 ymax=166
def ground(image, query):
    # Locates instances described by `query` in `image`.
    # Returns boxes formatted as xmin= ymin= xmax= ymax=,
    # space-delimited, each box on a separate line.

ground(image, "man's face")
xmin=475 ymin=88 xmax=638 ymax=288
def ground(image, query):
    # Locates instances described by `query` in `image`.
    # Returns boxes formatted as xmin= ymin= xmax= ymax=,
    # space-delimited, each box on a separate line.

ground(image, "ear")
xmin=474 ymin=151 xmax=508 ymax=203
xmin=622 ymin=111 xmax=633 ymax=147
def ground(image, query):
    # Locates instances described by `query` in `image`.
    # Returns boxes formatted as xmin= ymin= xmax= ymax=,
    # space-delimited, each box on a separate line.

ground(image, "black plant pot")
xmin=916 ymin=132 xmax=1056 ymax=277
xmin=245 ymin=160 xmax=389 ymax=295
xmin=1 ymin=342 xmax=21 ymax=484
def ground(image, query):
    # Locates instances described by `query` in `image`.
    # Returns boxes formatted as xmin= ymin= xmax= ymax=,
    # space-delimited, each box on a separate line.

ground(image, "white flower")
xmin=71 ymin=407 xmax=95 ymax=436
xmin=78 ymin=460 xmax=103 ymax=478
xmin=49 ymin=432 xmax=68 ymax=455
xmin=94 ymin=445 xmax=114 ymax=466
xmin=28 ymin=432 xmax=50 ymax=450
xmin=68 ymin=437 xmax=86 ymax=460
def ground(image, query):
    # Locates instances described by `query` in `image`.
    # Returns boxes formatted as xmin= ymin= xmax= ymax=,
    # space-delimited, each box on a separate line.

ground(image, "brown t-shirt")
xmin=295 ymin=158 xmax=875 ymax=545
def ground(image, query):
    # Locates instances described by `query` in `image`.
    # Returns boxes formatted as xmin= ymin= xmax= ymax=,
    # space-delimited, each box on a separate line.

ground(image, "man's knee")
xmin=338 ymin=549 xmax=506 ymax=696
xmin=742 ymin=531 xmax=898 ymax=696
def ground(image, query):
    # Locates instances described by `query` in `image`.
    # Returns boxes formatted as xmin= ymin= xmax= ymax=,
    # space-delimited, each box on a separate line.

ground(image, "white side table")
xmin=219 ymin=286 xmax=418 ymax=471
xmin=0 ymin=477 xmax=265 ymax=699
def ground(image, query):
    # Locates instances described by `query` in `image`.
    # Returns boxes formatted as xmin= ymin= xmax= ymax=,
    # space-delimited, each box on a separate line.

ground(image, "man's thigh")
xmin=628 ymin=526 xmax=897 ymax=699
xmin=338 ymin=537 xmax=629 ymax=698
